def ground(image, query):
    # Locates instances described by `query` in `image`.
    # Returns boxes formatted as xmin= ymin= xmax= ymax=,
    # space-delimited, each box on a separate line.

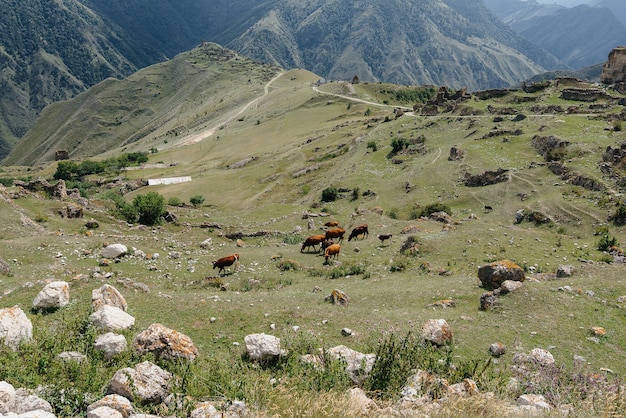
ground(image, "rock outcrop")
xmin=601 ymin=46 xmax=626 ymax=84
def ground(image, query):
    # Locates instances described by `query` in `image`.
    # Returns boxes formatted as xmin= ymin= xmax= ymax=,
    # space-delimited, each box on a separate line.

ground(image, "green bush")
xmin=133 ymin=192 xmax=165 ymax=226
xmin=389 ymin=137 xmax=409 ymax=155
xmin=416 ymin=203 xmax=451 ymax=218
xmin=167 ymin=197 xmax=183 ymax=207
xmin=610 ymin=203 xmax=626 ymax=226
xmin=321 ymin=186 xmax=338 ymax=202
xmin=190 ymin=195 xmax=205 ymax=207
xmin=367 ymin=141 xmax=378 ymax=152
xmin=597 ymin=234 xmax=618 ymax=252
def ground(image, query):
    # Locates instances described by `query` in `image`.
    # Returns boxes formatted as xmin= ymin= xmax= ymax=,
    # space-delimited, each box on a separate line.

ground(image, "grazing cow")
xmin=325 ymin=227 xmax=345 ymax=243
xmin=321 ymin=238 xmax=335 ymax=251
xmin=348 ymin=224 xmax=369 ymax=241
xmin=324 ymin=221 xmax=340 ymax=228
xmin=484 ymin=205 xmax=493 ymax=213
xmin=324 ymin=243 xmax=341 ymax=264
xmin=301 ymin=234 xmax=327 ymax=252
xmin=378 ymin=233 xmax=393 ymax=244
xmin=213 ymin=253 xmax=239 ymax=275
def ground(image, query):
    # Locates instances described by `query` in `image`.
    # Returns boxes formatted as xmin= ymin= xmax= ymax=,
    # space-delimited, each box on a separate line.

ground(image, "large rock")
xmin=0 ymin=381 xmax=16 ymax=414
xmin=14 ymin=388 xmax=53 ymax=414
xmin=0 ymin=307 xmax=33 ymax=350
xmin=244 ymin=333 xmax=284 ymax=363
xmin=106 ymin=361 xmax=172 ymax=404
xmin=478 ymin=260 xmax=525 ymax=290
xmin=601 ymin=46 xmax=626 ymax=84
xmin=87 ymin=394 xmax=135 ymax=418
xmin=102 ymin=244 xmax=128 ymax=259
xmin=90 ymin=305 xmax=135 ymax=331
xmin=88 ymin=405 xmax=124 ymax=418
xmin=133 ymin=323 xmax=198 ymax=361
xmin=95 ymin=333 xmax=128 ymax=359
xmin=326 ymin=345 xmax=376 ymax=385
xmin=33 ymin=281 xmax=70 ymax=310
xmin=421 ymin=319 xmax=453 ymax=346
xmin=92 ymin=284 xmax=128 ymax=312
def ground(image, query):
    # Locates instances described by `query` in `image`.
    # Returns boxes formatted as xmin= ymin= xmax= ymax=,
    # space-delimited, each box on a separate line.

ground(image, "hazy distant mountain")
xmin=591 ymin=0 xmax=626 ymax=28
xmin=484 ymin=0 xmax=626 ymax=69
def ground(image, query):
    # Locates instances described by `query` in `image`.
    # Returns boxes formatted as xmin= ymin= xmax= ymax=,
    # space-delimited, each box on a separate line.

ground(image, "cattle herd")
xmin=212 ymin=222 xmax=393 ymax=276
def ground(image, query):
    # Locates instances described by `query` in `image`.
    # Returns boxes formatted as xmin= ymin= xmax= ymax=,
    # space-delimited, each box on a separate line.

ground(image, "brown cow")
xmin=321 ymin=239 xmax=335 ymax=251
xmin=213 ymin=253 xmax=239 ymax=275
xmin=324 ymin=243 xmax=341 ymax=264
xmin=325 ymin=227 xmax=345 ymax=243
xmin=301 ymin=234 xmax=327 ymax=252
xmin=324 ymin=221 xmax=340 ymax=228
xmin=348 ymin=224 xmax=369 ymax=241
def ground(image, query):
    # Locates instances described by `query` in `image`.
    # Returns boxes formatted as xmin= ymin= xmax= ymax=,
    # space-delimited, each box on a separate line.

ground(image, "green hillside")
xmin=0 ymin=43 xmax=625 ymax=416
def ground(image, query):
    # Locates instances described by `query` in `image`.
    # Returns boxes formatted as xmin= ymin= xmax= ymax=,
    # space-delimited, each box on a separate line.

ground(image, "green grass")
xmin=1 ymin=76 xmax=626 ymax=416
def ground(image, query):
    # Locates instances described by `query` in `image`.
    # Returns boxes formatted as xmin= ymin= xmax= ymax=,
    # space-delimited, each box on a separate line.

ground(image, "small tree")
xmin=132 ymin=192 xmax=165 ymax=226
xmin=190 ymin=195 xmax=205 ymax=207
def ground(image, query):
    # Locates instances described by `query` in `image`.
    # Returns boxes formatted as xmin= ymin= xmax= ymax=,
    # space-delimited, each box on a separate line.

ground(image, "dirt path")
xmin=176 ymin=72 xmax=285 ymax=147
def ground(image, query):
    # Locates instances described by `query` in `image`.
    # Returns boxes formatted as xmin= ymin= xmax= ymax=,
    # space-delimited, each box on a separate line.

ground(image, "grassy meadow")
xmin=0 ymin=46 xmax=625 ymax=416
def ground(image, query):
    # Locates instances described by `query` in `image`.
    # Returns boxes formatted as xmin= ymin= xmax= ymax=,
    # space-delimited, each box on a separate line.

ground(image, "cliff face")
xmin=601 ymin=46 xmax=626 ymax=84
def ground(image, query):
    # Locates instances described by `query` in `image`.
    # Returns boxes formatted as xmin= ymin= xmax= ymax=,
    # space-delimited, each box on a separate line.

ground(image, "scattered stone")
xmin=199 ymin=238 xmax=212 ymax=249
xmin=92 ymin=284 xmax=128 ymax=312
xmin=57 ymin=351 xmax=86 ymax=363
xmin=427 ymin=299 xmax=455 ymax=308
xmin=590 ymin=326 xmax=606 ymax=337
xmin=102 ymin=244 xmax=128 ymax=259
xmin=133 ymin=323 xmax=198 ymax=361
xmin=32 ymin=281 xmax=70 ymax=310
xmin=446 ymin=378 xmax=479 ymax=397
xmin=528 ymin=348 xmax=555 ymax=367
xmin=236 ymin=239 xmax=245 ymax=247
xmin=0 ymin=257 xmax=11 ymax=275
xmin=421 ymin=319 xmax=453 ymax=346
xmin=244 ymin=333 xmax=285 ymax=363
xmin=90 ymin=305 xmax=136 ymax=331
xmin=327 ymin=345 xmax=376 ymax=385
xmin=85 ymin=220 xmax=100 ymax=229
xmin=0 ymin=381 xmax=16 ymax=414
xmin=556 ymin=265 xmax=575 ymax=278
xmin=87 ymin=394 xmax=134 ymax=418
xmin=341 ymin=328 xmax=353 ymax=337
xmin=348 ymin=387 xmax=378 ymax=414
xmin=95 ymin=333 xmax=128 ymax=359
xmin=0 ymin=307 xmax=33 ymax=350
xmin=14 ymin=388 xmax=53 ymax=415
xmin=324 ymin=289 xmax=350 ymax=306
xmin=58 ymin=204 xmax=83 ymax=218
xmin=106 ymin=361 xmax=172 ymax=405
xmin=489 ymin=342 xmax=506 ymax=357
xmin=87 ymin=405 xmax=124 ymax=418
xmin=401 ymin=369 xmax=449 ymax=401
xmin=479 ymin=291 xmax=500 ymax=311
xmin=478 ymin=259 xmax=525 ymax=290
xmin=516 ymin=393 xmax=552 ymax=412
xmin=498 ymin=280 xmax=522 ymax=295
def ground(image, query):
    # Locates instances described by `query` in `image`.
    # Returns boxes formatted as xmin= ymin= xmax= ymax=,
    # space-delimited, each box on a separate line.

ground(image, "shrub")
xmin=351 ymin=187 xmax=360 ymax=202
xmin=597 ymin=234 xmax=617 ymax=252
xmin=367 ymin=141 xmax=378 ymax=152
xmin=610 ymin=203 xmax=626 ymax=226
xmin=132 ymin=192 xmax=165 ymax=226
xmin=387 ymin=207 xmax=398 ymax=219
xmin=416 ymin=203 xmax=451 ymax=218
xmin=321 ymin=186 xmax=338 ymax=202
xmin=190 ymin=195 xmax=205 ymax=207
xmin=168 ymin=197 xmax=183 ymax=207
xmin=389 ymin=137 xmax=409 ymax=155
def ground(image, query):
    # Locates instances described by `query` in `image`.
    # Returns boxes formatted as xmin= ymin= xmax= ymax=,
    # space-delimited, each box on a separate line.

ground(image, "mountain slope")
xmin=484 ymin=0 xmax=626 ymax=69
xmin=226 ymin=0 xmax=562 ymax=90
xmin=0 ymin=0 xmax=168 ymax=160
xmin=2 ymin=44 xmax=282 ymax=166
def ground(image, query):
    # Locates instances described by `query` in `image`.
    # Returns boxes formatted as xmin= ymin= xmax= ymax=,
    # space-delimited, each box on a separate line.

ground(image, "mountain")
xmin=592 ymin=0 xmax=626 ymax=28
xmin=2 ymin=44 xmax=282 ymax=167
xmin=0 ymin=0 xmax=168 ymax=160
xmin=225 ymin=0 xmax=561 ymax=90
xmin=484 ymin=0 xmax=626 ymax=69
xmin=0 ymin=0 xmax=564 ymax=163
